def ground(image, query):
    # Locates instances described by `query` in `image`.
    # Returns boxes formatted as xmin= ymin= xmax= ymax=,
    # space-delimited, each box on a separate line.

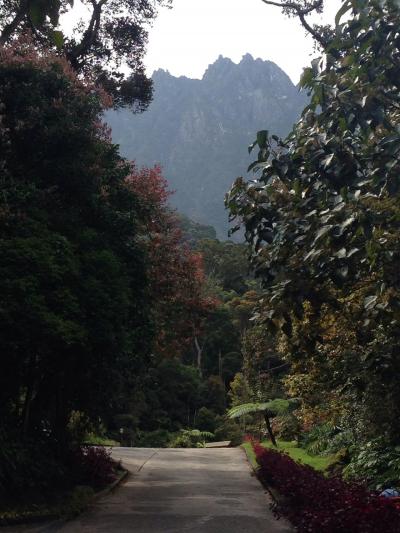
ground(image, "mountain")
xmin=106 ymin=54 xmax=307 ymax=238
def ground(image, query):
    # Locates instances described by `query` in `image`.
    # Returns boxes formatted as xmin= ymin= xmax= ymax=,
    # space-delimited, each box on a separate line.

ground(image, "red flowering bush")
xmin=72 ymin=446 xmax=118 ymax=489
xmin=253 ymin=443 xmax=400 ymax=533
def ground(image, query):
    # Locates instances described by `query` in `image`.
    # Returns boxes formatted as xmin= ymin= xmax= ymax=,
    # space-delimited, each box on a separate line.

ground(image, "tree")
xmin=126 ymin=165 xmax=217 ymax=363
xmin=228 ymin=399 xmax=296 ymax=446
xmin=197 ymin=239 xmax=250 ymax=295
xmin=226 ymin=0 xmax=400 ymax=446
xmin=0 ymin=42 xmax=151 ymax=445
xmin=0 ymin=0 xmax=172 ymax=110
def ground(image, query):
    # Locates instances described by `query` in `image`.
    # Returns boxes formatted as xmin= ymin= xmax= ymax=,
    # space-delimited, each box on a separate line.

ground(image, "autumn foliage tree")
xmin=127 ymin=165 xmax=217 ymax=363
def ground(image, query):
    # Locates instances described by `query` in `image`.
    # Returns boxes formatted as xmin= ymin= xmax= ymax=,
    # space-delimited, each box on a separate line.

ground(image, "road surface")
xmin=6 ymin=447 xmax=292 ymax=533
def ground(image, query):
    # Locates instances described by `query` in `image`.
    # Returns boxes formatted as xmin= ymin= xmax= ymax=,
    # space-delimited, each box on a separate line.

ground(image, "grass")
xmin=242 ymin=441 xmax=259 ymax=470
xmin=242 ymin=439 xmax=336 ymax=472
xmin=83 ymin=434 xmax=120 ymax=447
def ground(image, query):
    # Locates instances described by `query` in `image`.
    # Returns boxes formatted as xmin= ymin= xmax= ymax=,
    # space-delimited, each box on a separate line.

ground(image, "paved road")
xmin=7 ymin=447 xmax=292 ymax=533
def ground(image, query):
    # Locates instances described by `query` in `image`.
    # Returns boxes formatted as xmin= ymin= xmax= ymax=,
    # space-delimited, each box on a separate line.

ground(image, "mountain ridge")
xmin=106 ymin=54 xmax=307 ymax=238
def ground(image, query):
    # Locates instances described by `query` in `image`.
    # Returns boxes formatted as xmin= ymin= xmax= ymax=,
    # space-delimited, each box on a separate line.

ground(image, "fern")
xmin=228 ymin=398 xmax=296 ymax=419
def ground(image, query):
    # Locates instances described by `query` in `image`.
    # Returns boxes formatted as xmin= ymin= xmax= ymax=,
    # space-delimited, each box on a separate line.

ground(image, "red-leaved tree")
xmin=126 ymin=165 xmax=217 ymax=363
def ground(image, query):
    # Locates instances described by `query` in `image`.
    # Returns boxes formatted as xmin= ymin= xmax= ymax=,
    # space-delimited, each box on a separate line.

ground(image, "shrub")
xmin=71 ymin=446 xmax=117 ymax=489
xmin=62 ymin=486 xmax=95 ymax=518
xmin=214 ymin=416 xmax=243 ymax=445
xmin=273 ymin=414 xmax=301 ymax=441
xmin=301 ymin=424 xmax=336 ymax=455
xmin=253 ymin=443 xmax=400 ymax=533
xmin=134 ymin=429 xmax=173 ymax=448
xmin=0 ymin=432 xmax=67 ymax=501
xmin=169 ymin=429 xmax=214 ymax=448
xmin=344 ymin=439 xmax=400 ymax=490
xmin=196 ymin=407 xmax=217 ymax=433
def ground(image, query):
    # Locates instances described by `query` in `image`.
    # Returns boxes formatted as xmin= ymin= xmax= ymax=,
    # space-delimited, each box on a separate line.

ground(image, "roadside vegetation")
xmin=1 ymin=0 xmax=400 ymax=530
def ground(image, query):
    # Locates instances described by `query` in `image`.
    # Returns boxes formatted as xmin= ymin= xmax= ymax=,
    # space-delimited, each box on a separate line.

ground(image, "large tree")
xmin=0 ymin=42 xmax=152 ymax=444
xmin=227 ymin=0 xmax=400 ymax=445
xmin=126 ymin=165 xmax=217 ymax=364
xmin=0 ymin=0 xmax=171 ymax=110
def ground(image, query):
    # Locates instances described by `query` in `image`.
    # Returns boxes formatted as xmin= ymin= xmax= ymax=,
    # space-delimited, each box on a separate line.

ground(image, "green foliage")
xmin=274 ymin=414 xmax=302 ymax=442
xmin=134 ymin=359 xmax=203 ymax=432
xmin=201 ymin=376 xmax=227 ymax=414
xmin=134 ymin=430 xmax=173 ymax=448
xmin=226 ymin=0 xmax=400 ymax=482
xmin=0 ymin=431 xmax=66 ymax=501
xmin=0 ymin=0 xmax=170 ymax=109
xmin=261 ymin=440 xmax=336 ymax=472
xmin=68 ymin=412 xmax=95 ymax=447
xmin=169 ymin=429 xmax=214 ymax=448
xmin=0 ymin=44 xmax=153 ymax=494
xmin=228 ymin=372 xmax=251 ymax=407
xmin=178 ymin=215 xmax=217 ymax=246
xmin=61 ymin=486 xmax=95 ymax=519
xmin=197 ymin=239 xmax=250 ymax=295
xmin=228 ymin=399 xmax=295 ymax=419
xmin=196 ymin=407 xmax=217 ymax=433
xmin=213 ymin=416 xmax=243 ymax=446
xmin=344 ymin=439 xmax=400 ymax=490
xmin=0 ymin=484 xmax=95 ymax=526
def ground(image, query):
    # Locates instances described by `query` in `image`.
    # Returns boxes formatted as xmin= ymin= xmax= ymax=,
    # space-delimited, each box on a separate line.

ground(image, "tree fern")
xmin=228 ymin=398 xmax=298 ymax=447
xmin=227 ymin=398 xmax=296 ymax=419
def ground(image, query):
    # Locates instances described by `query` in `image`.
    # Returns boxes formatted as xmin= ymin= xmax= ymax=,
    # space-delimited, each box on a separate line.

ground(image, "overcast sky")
xmin=145 ymin=0 xmax=343 ymax=83
xmin=63 ymin=0 xmax=343 ymax=84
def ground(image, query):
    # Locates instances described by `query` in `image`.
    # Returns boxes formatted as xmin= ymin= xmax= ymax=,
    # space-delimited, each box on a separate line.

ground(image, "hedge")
xmin=253 ymin=442 xmax=400 ymax=532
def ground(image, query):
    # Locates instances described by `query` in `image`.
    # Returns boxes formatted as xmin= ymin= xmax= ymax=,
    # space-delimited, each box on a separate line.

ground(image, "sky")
xmin=62 ymin=0 xmax=344 ymax=85
xmin=145 ymin=0 xmax=343 ymax=84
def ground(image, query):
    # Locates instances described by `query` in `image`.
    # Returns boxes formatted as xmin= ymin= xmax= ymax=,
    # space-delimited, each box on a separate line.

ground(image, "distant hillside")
xmin=106 ymin=54 xmax=307 ymax=238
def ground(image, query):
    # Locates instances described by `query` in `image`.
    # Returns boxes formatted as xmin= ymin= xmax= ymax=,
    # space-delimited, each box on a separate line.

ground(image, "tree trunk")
xmin=264 ymin=412 xmax=277 ymax=447
xmin=21 ymin=353 xmax=37 ymax=438
xmin=194 ymin=336 xmax=203 ymax=378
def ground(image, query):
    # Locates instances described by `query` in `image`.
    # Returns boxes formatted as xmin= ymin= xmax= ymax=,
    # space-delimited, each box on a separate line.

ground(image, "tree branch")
xmin=260 ymin=0 xmax=328 ymax=49
xmin=67 ymin=0 xmax=108 ymax=70
xmin=298 ymin=10 xmax=328 ymax=48
xmin=261 ymin=362 xmax=290 ymax=374
xmin=0 ymin=1 xmax=29 ymax=45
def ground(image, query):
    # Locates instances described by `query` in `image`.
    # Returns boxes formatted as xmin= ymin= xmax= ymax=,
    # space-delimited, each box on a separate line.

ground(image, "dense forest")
xmin=2 ymin=0 xmax=400 ymax=529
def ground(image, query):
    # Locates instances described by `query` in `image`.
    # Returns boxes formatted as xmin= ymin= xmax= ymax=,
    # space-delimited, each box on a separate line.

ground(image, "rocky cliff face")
xmin=106 ymin=54 xmax=307 ymax=238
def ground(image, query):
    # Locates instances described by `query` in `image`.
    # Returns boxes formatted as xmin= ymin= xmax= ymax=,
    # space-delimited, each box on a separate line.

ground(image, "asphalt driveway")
xmin=6 ymin=447 xmax=292 ymax=533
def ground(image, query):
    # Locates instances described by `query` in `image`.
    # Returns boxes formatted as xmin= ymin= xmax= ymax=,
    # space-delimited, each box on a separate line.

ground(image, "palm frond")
xmin=228 ymin=402 xmax=271 ymax=419
xmin=228 ymin=398 xmax=298 ymax=419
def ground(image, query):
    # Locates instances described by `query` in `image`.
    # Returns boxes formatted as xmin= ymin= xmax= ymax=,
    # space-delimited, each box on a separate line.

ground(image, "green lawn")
xmin=242 ymin=442 xmax=258 ymax=470
xmin=242 ymin=440 xmax=336 ymax=472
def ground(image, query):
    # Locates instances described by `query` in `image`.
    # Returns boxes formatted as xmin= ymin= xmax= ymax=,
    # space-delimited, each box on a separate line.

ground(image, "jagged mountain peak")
xmin=106 ymin=55 xmax=307 ymax=238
